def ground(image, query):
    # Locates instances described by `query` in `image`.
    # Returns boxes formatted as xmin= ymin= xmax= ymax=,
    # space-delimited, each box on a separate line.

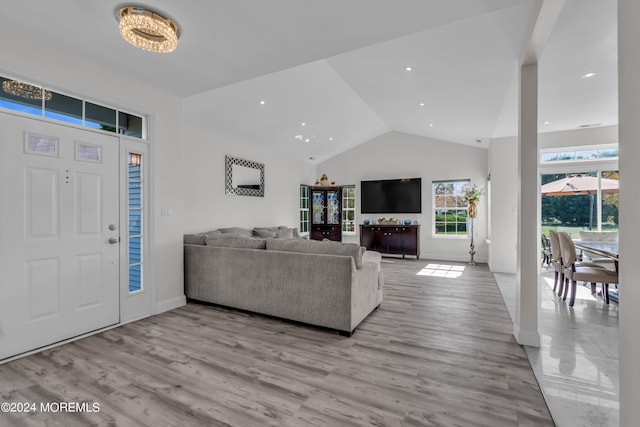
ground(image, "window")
xmin=433 ymin=180 xmax=469 ymax=237
xmin=342 ymin=185 xmax=356 ymax=234
xmin=128 ymin=153 xmax=143 ymax=292
xmin=0 ymin=75 xmax=146 ymax=139
xmin=540 ymin=145 xmax=618 ymax=164
xmin=299 ymin=185 xmax=309 ymax=234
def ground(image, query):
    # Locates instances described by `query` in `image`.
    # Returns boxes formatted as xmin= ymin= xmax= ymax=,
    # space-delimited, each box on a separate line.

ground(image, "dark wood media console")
xmin=359 ymin=224 xmax=420 ymax=259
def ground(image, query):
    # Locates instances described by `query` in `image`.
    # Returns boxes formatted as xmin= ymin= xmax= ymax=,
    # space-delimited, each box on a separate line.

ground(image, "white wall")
xmin=0 ymin=37 xmax=185 ymax=307
xmin=538 ymin=125 xmax=618 ymax=150
xmin=488 ymin=137 xmax=518 ymax=273
xmin=318 ymin=131 xmax=489 ymax=262
xmin=181 ymin=122 xmax=316 ymax=232
xmin=488 ymin=125 xmax=619 ymax=273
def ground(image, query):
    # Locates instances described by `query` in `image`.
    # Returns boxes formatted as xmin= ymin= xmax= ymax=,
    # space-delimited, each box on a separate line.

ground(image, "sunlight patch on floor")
xmin=417 ymin=263 xmax=465 ymax=278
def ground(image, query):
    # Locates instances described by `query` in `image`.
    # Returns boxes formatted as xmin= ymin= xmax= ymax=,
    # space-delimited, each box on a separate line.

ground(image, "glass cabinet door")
xmin=312 ymin=190 xmax=325 ymax=224
xmin=327 ymin=190 xmax=340 ymax=224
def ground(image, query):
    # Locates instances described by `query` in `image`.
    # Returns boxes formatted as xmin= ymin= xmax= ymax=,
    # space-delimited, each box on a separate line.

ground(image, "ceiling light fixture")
xmin=429 ymin=123 xmax=434 ymax=127
xmin=582 ymin=72 xmax=597 ymax=79
xmin=543 ymin=121 xmax=550 ymax=125
xmin=2 ymin=80 xmax=52 ymax=101
xmin=405 ymin=66 xmax=413 ymax=71
xmin=118 ymin=7 xmax=179 ymax=53
xmin=259 ymin=100 xmax=265 ymax=105
xmin=419 ymin=102 xmax=425 ymax=106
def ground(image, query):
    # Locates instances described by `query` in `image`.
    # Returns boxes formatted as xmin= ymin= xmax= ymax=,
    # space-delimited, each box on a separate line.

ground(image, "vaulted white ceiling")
xmin=0 ymin=0 xmax=618 ymax=162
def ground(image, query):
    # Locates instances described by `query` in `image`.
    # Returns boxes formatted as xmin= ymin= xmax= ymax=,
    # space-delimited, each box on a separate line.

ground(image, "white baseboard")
xmin=513 ymin=323 xmax=541 ymax=347
xmin=156 ymin=294 xmax=186 ymax=314
xmin=490 ymin=264 xmax=517 ymax=274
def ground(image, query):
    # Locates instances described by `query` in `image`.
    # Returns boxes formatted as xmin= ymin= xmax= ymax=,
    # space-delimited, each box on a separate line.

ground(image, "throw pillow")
xmin=253 ymin=228 xmax=277 ymax=238
xmin=275 ymin=228 xmax=294 ymax=239
xmin=218 ymin=227 xmax=252 ymax=237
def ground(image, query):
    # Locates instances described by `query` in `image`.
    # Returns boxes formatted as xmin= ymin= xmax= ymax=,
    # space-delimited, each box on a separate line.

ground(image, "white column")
xmin=514 ymin=63 xmax=540 ymax=347
xmin=618 ymin=0 xmax=640 ymax=423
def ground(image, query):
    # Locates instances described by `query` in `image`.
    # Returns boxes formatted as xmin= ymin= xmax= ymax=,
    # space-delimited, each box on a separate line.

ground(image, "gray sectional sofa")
xmin=184 ymin=226 xmax=383 ymax=336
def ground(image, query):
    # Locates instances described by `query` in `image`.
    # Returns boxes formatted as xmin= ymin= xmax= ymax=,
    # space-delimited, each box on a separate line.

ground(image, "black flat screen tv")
xmin=360 ymin=178 xmax=422 ymax=214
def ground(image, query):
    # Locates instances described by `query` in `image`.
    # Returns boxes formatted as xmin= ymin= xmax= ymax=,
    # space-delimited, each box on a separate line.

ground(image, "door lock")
xmin=108 ymin=237 xmax=119 ymax=244
xmin=109 ymin=224 xmax=117 ymax=231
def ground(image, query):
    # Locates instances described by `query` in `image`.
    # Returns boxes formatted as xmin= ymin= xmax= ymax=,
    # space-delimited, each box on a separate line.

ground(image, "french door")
xmin=0 ymin=113 xmax=120 ymax=360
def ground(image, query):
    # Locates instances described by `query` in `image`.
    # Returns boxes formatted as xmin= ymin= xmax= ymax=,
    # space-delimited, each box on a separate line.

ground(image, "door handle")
xmin=108 ymin=237 xmax=119 ymax=244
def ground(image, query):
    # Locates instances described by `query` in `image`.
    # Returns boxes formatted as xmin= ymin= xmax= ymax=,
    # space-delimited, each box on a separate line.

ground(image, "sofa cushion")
xmin=218 ymin=227 xmax=252 ymax=237
xmin=206 ymin=235 xmax=267 ymax=249
xmin=184 ymin=233 xmax=207 ymax=245
xmin=267 ymin=238 xmax=364 ymax=269
xmin=203 ymin=229 xmax=222 ymax=239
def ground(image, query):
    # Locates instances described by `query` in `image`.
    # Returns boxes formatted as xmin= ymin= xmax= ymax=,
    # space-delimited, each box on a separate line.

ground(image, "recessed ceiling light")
xmin=329 ymin=137 xmax=334 ymax=141
xmin=582 ymin=72 xmax=597 ymax=79
xmin=305 ymin=138 xmax=310 ymax=142
xmin=543 ymin=121 xmax=550 ymax=125
xmin=294 ymin=135 xmax=303 ymax=140
xmin=419 ymin=102 xmax=425 ymax=107
xmin=429 ymin=123 xmax=434 ymax=127
xmin=405 ymin=66 xmax=413 ymax=71
xmin=259 ymin=100 xmax=265 ymax=105
xmin=301 ymin=122 xmax=306 ymax=126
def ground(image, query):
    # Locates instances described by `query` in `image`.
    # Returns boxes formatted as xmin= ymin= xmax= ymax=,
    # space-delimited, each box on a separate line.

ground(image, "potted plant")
xmin=463 ymin=184 xmax=485 ymax=218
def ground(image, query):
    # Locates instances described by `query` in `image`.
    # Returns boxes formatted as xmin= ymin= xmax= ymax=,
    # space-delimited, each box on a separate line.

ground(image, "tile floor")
xmin=494 ymin=270 xmax=619 ymax=427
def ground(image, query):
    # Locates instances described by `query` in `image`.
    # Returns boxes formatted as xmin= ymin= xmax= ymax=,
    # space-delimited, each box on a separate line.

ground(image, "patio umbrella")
xmin=540 ymin=174 xmax=619 ymax=196
xmin=541 ymin=174 xmax=619 ymax=229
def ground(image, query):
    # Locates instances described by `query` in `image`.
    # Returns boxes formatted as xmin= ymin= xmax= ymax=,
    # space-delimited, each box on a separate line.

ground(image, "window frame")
xmin=342 ymin=185 xmax=356 ymax=235
xmin=0 ymin=75 xmax=146 ymax=139
xmin=432 ymin=179 xmax=470 ymax=239
xmin=299 ymin=184 xmax=310 ymax=236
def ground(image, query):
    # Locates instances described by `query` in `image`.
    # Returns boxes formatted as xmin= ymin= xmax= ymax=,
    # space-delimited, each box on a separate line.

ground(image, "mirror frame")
xmin=225 ymin=155 xmax=265 ymax=197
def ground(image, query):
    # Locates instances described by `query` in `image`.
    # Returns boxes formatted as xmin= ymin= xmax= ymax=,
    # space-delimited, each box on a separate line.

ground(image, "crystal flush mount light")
xmin=2 ymin=80 xmax=52 ymax=101
xmin=118 ymin=6 xmax=179 ymax=53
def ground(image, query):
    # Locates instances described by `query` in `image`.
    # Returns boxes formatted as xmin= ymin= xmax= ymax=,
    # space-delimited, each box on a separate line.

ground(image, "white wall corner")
xmin=156 ymin=295 xmax=187 ymax=314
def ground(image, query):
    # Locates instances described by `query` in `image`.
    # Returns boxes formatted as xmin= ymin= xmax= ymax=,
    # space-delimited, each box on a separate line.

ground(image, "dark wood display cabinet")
xmin=309 ymin=186 xmax=342 ymax=241
xmin=359 ymin=224 xmax=420 ymax=258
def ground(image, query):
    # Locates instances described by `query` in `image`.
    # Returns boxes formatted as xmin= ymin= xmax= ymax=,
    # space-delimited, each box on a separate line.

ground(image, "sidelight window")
xmin=128 ymin=152 xmax=143 ymax=293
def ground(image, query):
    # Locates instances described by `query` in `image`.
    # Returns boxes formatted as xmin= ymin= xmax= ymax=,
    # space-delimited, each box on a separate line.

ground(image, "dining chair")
xmin=558 ymin=231 xmax=618 ymax=307
xmin=548 ymin=230 xmax=564 ymax=294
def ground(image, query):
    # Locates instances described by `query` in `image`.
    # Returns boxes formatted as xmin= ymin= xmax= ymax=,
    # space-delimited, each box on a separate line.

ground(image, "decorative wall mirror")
xmin=225 ymin=155 xmax=265 ymax=197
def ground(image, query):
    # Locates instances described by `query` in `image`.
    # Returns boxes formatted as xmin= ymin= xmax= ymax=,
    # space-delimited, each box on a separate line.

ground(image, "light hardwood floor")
xmin=0 ymin=259 xmax=554 ymax=426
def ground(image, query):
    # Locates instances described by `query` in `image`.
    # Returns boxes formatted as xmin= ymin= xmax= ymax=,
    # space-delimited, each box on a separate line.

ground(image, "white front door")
xmin=0 ymin=113 xmax=120 ymax=360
